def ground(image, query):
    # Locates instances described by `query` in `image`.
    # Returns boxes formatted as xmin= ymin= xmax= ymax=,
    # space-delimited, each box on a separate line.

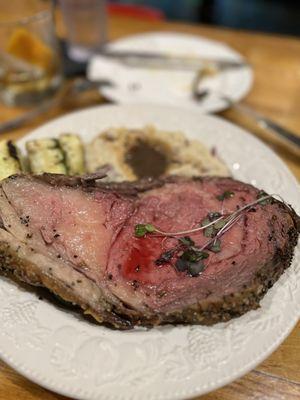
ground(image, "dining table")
xmin=0 ymin=11 xmax=299 ymax=400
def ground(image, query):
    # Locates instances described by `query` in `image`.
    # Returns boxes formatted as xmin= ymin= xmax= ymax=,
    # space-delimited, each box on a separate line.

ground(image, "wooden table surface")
xmin=0 ymin=14 xmax=299 ymax=400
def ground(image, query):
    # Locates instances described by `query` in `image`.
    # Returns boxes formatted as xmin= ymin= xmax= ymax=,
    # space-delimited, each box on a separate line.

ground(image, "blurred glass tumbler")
xmin=58 ymin=0 xmax=107 ymax=62
xmin=0 ymin=0 xmax=63 ymax=107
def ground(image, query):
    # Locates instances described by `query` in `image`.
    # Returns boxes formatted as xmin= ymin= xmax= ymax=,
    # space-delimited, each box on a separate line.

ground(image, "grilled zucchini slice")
xmin=0 ymin=140 xmax=22 ymax=180
xmin=26 ymin=138 xmax=67 ymax=174
xmin=58 ymin=134 xmax=85 ymax=175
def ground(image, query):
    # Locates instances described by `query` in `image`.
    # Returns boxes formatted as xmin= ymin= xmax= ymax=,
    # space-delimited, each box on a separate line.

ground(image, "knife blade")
xmin=98 ymin=49 xmax=249 ymax=71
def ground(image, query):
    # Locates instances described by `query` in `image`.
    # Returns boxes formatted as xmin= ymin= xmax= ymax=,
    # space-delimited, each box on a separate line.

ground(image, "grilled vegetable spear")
xmin=0 ymin=140 xmax=22 ymax=180
xmin=58 ymin=134 xmax=85 ymax=175
xmin=26 ymin=138 xmax=67 ymax=174
xmin=26 ymin=135 xmax=85 ymax=175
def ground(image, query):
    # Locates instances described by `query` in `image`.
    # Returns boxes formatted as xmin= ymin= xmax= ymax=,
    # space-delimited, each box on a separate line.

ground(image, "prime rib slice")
xmin=0 ymin=173 xmax=298 ymax=329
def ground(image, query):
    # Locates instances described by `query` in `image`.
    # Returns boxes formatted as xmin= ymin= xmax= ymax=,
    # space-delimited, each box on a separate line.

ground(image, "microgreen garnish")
xmin=188 ymin=262 xmax=206 ymax=277
xmin=181 ymin=249 xmax=209 ymax=262
xmin=175 ymin=248 xmax=208 ymax=277
xmin=201 ymin=213 xmax=228 ymax=238
xmin=134 ymin=215 xmax=223 ymax=238
xmin=178 ymin=236 xmax=195 ymax=247
xmin=134 ymin=223 xmax=156 ymax=237
xmin=134 ymin=193 xmax=278 ymax=277
xmin=213 ymin=218 xmax=228 ymax=230
xmin=135 ymin=194 xmax=274 ymax=240
xmin=216 ymin=190 xmax=235 ymax=201
xmin=257 ymin=190 xmax=273 ymax=205
xmin=175 ymin=258 xmax=188 ymax=272
xmin=201 ymin=217 xmax=215 ymax=237
xmin=155 ymin=250 xmax=174 ymax=266
xmin=208 ymin=239 xmax=221 ymax=253
xmin=208 ymin=211 xmax=221 ymax=220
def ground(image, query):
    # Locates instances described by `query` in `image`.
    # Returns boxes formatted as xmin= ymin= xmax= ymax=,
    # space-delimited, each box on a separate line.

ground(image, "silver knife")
xmin=192 ymin=71 xmax=300 ymax=152
xmin=98 ymin=49 xmax=249 ymax=71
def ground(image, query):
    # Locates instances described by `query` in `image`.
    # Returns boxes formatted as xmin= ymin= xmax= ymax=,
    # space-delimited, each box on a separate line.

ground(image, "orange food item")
xmin=6 ymin=28 xmax=53 ymax=71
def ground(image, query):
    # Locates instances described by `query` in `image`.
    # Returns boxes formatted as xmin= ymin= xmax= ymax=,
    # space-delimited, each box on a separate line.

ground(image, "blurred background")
xmin=0 ymin=0 xmax=299 ymax=193
xmin=107 ymin=0 xmax=300 ymax=36
xmin=0 ymin=0 xmax=299 ymax=186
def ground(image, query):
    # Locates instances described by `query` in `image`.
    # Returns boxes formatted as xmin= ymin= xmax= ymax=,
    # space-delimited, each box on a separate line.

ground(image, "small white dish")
xmin=88 ymin=32 xmax=253 ymax=113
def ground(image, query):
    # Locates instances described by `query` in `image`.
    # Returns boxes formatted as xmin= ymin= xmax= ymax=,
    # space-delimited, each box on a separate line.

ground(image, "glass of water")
xmin=58 ymin=0 xmax=107 ymax=62
xmin=0 ymin=0 xmax=63 ymax=107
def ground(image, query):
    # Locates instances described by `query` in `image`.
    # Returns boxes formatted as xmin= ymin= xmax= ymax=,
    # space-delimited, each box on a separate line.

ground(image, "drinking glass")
xmin=58 ymin=0 xmax=107 ymax=62
xmin=0 ymin=0 xmax=63 ymax=106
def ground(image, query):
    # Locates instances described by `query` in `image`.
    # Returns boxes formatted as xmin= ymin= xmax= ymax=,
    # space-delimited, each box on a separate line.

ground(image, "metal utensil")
xmin=192 ymin=71 xmax=300 ymax=151
xmin=99 ymin=49 xmax=249 ymax=72
xmin=0 ymin=78 xmax=113 ymax=134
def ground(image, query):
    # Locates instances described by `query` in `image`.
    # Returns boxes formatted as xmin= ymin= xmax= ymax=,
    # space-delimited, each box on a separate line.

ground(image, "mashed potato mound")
xmin=86 ymin=126 xmax=229 ymax=181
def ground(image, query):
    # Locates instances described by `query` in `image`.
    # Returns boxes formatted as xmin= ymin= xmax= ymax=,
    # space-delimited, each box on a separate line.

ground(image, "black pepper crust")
xmin=111 ymin=216 xmax=299 ymax=328
xmin=0 ymin=242 xmax=133 ymax=329
xmin=0 ymin=208 xmax=298 ymax=329
xmin=0 ymin=173 xmax=299 ymax=329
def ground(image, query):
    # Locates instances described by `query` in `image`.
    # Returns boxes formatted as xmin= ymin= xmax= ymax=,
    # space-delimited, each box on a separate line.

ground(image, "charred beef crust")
xmin=0 ymin=212 xmax=297 ymax=329
xmin=154 ymin=225 xmax=299 ymax=326
xmin=32 ymin=172 xmax=168 ymax=195
xmin=0 ymin=173 xmax=299 ymax=329
xmin=103 ymin=216 xmax=299 ymax=328
xmin=0 ymin=242 xmax=133 ymax=329
xmin=5 ymin=172 xmax=255 ymax=196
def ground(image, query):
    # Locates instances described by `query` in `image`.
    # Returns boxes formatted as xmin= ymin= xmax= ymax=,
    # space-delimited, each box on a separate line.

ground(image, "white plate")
xmin=88 ymin=32 xmax=253 ymax=113
xmin=1 ymin=104 xmax=299 ymax=400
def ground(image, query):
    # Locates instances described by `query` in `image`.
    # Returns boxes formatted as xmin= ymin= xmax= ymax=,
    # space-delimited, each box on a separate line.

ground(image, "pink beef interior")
xmin=107 ymin=180 xmax=282 ymax=312
xmin=2 ymin=177 xmax=291 ymax=314
xmin=2 ymin=178 xmax=133 ymax=284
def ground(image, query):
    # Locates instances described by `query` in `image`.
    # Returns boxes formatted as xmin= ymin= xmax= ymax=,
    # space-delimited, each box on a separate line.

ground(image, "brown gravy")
xmin=125 ymin=139 xmax=169 ymax=179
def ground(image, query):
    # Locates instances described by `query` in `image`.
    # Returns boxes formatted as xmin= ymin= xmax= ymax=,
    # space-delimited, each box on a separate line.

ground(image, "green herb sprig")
xmin=134 ymin=194 xmax=274 ymax=240
xmin=134 ymin=215 xmax=224 ymax=238
xmin=134 ymin=223 xmax=156 ymax=237
xmin=133 ymin=193 xmax=279 ymax=277
xmin=216 ymin=190 xmax=235 ymax=201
